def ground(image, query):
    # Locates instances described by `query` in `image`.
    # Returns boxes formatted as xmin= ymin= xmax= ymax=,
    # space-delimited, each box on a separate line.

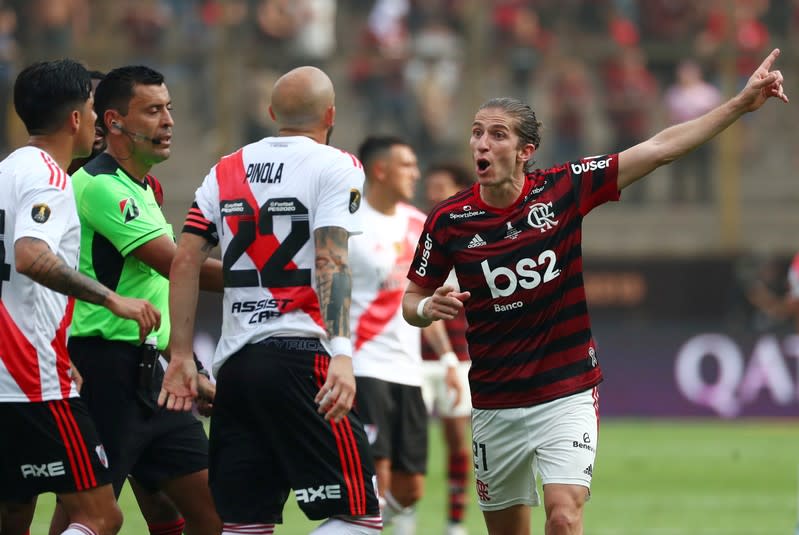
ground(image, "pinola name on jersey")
xmin=246 ymin=161 xmax=283 ymax=183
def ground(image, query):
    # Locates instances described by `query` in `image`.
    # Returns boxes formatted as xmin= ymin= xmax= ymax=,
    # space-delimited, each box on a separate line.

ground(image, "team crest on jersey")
xmin=349 ymin=188 xmax=362 ymax=213
xmin=95 ymin=444 xmax=109 ymax=468
xmin=31 ymin=203 xmax=51 ymax=223
xmin=526 ymin=202 xmax=558 ymax=234
xmin=119 ymin=197 xmax=140 ymax=223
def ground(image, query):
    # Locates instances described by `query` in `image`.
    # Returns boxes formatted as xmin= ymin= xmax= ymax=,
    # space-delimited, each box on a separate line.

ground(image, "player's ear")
xmin=69 ymin=109 xmax=80 ymax=134
xmin=324 ymin=104 xmax=335 ymax=128
xmin=268 ymin=105 xmax=277 ymax=122
xmin=519 ymin=143 xmax=536 ymax=164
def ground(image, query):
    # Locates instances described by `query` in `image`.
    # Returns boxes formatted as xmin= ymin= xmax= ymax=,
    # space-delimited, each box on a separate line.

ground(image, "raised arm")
xmin=158 ymin=232 xmax=214 ymax=411
xmin=15 ymin=236 xmax=161 ymax=341
xmin=617 ymin=48 xmax=789 ymax=190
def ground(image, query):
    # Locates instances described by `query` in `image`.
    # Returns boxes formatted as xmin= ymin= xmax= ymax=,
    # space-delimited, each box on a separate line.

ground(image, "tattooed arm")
xmin=313 ymin=225 xmax=356 ymax=422
xmin=314 ymin=226 xmax=352 ymax=341
xmin=14 ymin=237 xmax=161 ymax=340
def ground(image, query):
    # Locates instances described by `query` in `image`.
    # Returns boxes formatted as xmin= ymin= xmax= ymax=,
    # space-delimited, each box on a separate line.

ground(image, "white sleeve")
xmin=14 ymin=177 xmax=76 ymax=255
xmin=194 ymin=167 xmax=221 ymax=229
xmin=313 ymin=158 xmax=365 ymax=235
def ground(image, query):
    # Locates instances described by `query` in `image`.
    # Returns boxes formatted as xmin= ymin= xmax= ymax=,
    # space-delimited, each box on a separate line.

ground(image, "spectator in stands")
xmin=548 ymin=56 xmax=595 ymax=166
xmin=664 ymin=59 xmax=722 ymax=202
xmin=602 ymin=44 xmax=659 ymax=202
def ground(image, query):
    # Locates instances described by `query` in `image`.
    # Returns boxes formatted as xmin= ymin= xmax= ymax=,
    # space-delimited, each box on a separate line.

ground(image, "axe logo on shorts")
xmin=295 ymin=484 xmax=341 ymax=503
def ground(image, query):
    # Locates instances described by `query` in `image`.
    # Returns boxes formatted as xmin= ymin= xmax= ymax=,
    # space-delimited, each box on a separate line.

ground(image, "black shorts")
xmin=355 ymin=376 xmax=428 ymax=474
xmin=0 ymin=398 xmax=113 ymax=502
xmin=69 ymin=336 xmax=209 ymax=496
xmin=209 ymin=338 xmax=380 ymax=524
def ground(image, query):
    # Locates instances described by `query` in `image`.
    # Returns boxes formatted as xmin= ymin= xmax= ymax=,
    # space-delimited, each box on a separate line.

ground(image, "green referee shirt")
xmin=71 ymin=153 xmax=172 ymax=350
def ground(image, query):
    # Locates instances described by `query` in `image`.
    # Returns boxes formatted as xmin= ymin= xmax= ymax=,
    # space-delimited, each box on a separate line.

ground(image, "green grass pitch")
xmin=29 ymin=418 xmax=799 ymax=534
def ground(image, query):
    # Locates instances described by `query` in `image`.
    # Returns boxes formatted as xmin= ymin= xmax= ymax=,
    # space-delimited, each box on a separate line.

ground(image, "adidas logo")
xmin=583 ymin=464 xmax=593 ymax=477
xmin=467 ymin=234 xmax=486 ymax=248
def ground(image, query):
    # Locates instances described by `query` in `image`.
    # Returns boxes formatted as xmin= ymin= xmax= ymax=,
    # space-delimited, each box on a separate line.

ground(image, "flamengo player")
xmin=0 ymin=60 xmax=160 ymax=535
xmin=403 ymin=50 xmax=788 ymax=534
xmin=158 ymin=66 xmax=381 ymax=534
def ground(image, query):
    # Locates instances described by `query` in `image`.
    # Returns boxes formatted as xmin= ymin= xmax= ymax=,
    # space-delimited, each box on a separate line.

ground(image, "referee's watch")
xmin=194 ymin=354 xmax=210 ymax=378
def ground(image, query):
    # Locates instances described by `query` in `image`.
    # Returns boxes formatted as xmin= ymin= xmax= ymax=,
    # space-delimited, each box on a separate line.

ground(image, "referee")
xmin=59 ymin=65 xmax=222 ymax=535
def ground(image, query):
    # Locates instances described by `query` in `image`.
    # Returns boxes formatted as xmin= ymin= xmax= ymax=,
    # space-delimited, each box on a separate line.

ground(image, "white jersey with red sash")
xmin=350 ymin=201 xmax=425 ymax=386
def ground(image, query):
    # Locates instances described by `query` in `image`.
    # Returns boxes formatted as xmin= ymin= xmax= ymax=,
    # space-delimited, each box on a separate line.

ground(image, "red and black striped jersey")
xmin=407 ymin=155 xmax=620 ymax=409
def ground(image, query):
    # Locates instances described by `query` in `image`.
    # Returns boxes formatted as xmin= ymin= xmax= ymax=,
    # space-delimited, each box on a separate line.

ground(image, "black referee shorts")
xmin=68 ymin=336 xmax=208 ymax=496
xmin=0 ymin=397 xmax=113 ymax=502
xmin=209 ymin=338 xmax=380 ymax=524
xmin=355 ymin=376 xmax=428 ymax=474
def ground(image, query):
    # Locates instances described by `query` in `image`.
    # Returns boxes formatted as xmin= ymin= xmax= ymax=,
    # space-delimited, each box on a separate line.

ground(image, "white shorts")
xmin=420 ymin=360 xmax=472 ymax=418
xmin=471 ymin=387 xmax=599 ymax=511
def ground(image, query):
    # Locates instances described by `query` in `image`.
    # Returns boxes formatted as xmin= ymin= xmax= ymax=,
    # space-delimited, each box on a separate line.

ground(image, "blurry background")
xmin=5 ymin=0 xmax=798 ymax=257
xmin=6 ymin=0 xmax=798 ymax=424
xmin=12 ymin=1 xmax=799 ymax=532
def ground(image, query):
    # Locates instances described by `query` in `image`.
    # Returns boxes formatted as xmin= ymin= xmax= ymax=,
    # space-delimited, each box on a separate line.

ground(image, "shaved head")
xmin=270 ymin=66 xmax=335 ymax=129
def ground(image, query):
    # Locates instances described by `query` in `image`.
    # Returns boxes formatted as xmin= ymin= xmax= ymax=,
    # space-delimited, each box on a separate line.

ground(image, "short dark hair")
xmin=425 ymin=161 xmax=473 ymax=189
xmin=94 ymin=65 xmax=165 ymax=132
xmin=357 ymin=135 xmax=409 ymax=174
xmin=14 ymin=59 xmax=91 ymax=135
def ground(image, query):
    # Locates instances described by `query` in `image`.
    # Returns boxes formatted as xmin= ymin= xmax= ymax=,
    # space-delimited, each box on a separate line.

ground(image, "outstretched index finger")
xmin=758 ymin=48 xmax=780 ymax=72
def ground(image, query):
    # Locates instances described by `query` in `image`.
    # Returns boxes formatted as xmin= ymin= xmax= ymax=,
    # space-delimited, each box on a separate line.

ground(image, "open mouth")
xmin=477 ymin=158 xmax=490 ymax=172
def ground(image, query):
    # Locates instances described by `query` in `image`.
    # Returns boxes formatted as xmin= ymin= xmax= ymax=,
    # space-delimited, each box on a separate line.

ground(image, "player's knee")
xmin=95 ymin=503 xmax=123 ymax=535
xmin=310 ymin=516 xmax=382 ymax=534
xmin=544 ymin=506 xmax=581 ymax=535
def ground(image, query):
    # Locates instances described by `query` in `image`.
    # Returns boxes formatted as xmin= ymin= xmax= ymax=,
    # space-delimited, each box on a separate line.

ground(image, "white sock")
xmin=381 ymin=490 xmax=404 ymax=525
xmin=61 ymin=523 xmax=97 ymax=535
xmin=310 ymin=515 xmax=382 ymax=534
xmin=222 ymin=523 xmax=275 ymax=534
xmin=392 ymin=506 xmax=417 ymax=535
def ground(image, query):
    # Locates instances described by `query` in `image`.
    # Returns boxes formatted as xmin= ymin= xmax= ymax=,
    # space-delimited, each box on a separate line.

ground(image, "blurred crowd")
xmin=2 ymin=0 xmax=798 ymax=205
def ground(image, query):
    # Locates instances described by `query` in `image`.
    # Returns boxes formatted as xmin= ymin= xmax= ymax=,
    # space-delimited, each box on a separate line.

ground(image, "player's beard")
xmin=325 ymin=125 xmax=334 ymax=145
